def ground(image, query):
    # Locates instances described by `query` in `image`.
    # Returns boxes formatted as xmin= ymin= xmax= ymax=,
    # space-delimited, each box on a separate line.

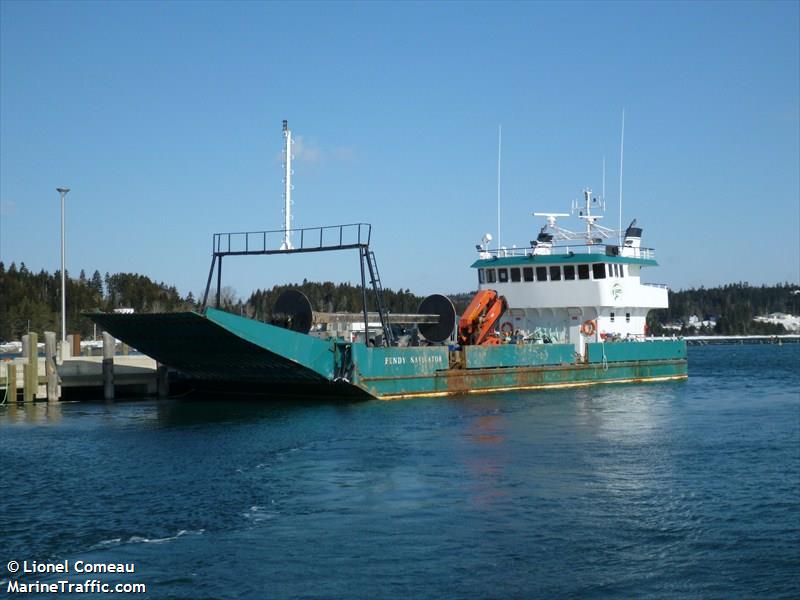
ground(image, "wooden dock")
xmin=1 ymin=331 xmax=165 ymax=402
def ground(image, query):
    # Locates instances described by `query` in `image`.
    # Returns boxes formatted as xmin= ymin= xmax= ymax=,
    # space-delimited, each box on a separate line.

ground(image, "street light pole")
xmin=57 ymin=187 xmax=70 ymax=343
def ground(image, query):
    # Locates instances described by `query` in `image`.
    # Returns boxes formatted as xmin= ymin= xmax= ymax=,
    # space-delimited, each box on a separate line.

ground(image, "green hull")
xmin=89 ymin=308 xmax=687 ymax=399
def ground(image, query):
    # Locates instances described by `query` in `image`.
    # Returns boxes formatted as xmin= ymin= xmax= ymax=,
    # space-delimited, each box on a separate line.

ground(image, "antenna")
xmin=281 ymin=119 xmax=293 ymax=250
xmin=618 ymin=109 xmax=625 ymax=246
xmin=602 ymin=155 xmax=606 ymax=201
xmin=496 ymin=124 xmax=502 ymax=250
xmin=533 ymin=212 xmax=570 ymax=229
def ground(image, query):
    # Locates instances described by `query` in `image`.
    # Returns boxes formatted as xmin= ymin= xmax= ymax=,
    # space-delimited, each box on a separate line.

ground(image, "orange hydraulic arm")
xmin=458 ymin=289 xmax=508 ymax=346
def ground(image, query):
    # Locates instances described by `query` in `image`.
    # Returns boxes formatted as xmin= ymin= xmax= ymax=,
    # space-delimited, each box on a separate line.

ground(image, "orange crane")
xmin=458 ymin=290 xmax=508 ymax=346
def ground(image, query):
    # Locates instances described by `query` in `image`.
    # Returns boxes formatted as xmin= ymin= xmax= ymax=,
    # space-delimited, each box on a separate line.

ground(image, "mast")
xmin=281 ymin=119 xmax=293 ymax=250
xmin=618 ymin=109 xmax=625 ymax=246
xmin=602 ymin=155 xmax=606 ymax=201
xmin=497 ymin=124 xmax=502 ymax=250
xmin=577 ymin=188 xmax=604 ymax=243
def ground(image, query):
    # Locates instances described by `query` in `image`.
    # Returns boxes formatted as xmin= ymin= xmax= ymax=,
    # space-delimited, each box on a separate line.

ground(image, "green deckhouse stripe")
xmin=469 ymin=254 xmax=658 ymax=268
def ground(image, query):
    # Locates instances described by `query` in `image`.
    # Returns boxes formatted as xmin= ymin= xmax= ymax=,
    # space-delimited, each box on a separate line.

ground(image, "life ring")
xmin=500 ymin=321 xmax=514 ymax=335
xmin=581 ymin=319 xmax=596 ymax=336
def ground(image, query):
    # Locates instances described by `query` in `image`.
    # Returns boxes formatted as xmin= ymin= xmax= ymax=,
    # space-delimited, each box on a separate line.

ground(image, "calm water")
xmin=1 ymin=345 xmax=798 ymax=599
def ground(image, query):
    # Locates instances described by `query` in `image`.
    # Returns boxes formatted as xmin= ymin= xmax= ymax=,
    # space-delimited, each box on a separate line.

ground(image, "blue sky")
xmin=1 ymin=1 xmax=798 ymax=300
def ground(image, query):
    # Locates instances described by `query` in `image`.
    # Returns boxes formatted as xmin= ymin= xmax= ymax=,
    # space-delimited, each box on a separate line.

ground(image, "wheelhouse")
xmin=470 ymin=189 xmax=669 ymax=356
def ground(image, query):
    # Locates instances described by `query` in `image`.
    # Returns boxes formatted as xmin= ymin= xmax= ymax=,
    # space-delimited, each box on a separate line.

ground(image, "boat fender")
xmin=500 ymin=322 xmax=514 ymax=336
xmin=581 ymin=320 xmax=596 ymax=336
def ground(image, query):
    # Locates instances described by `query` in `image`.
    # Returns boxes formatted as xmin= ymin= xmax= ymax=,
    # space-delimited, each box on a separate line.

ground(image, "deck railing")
xmin=213 ymin=223 xmax=371 ymax=256
xmin=479 ymin=244 xmax=656 ymax=260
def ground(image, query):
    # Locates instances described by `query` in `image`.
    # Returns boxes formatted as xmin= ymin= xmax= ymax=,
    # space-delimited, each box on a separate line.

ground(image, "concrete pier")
xmin=683 ymin=334 xmax=800 ymax=346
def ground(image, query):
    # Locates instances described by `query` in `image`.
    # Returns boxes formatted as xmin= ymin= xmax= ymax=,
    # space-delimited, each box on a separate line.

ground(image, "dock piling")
xmin=45 ymin=331 xmax=59 ymax=402
xmin=23 ymin=363 xmax=34 ymax=402
xmin=102 ymin=332 xmax=115 ymax=401
xmin=71 ymin=334 xmax=81 ymax=358
xmin=24 ymin=333 xmax=38 ymax=402
xmin=6 ymin=362 xmax=17 ymax=403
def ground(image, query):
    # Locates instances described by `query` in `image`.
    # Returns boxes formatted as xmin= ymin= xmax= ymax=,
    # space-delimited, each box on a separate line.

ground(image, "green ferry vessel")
xmin=89 ymin=122 xmax=687 ymax=399
xmin=89 ymin=203 xmax=687 ymax=400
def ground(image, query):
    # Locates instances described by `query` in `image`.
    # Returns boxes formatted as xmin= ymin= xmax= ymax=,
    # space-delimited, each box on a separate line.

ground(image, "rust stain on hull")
xmin=367 ymin=354 xmax=689 ymax=400
xmin=377 ymin=373 xmax=688 ymax=400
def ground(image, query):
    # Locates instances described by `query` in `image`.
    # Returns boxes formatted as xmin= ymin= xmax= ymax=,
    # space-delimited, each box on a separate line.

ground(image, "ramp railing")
xmin=201 ymin=222 xmax=391 ymax=347
xmin=212 ymin=223 xmax=371 ymax=256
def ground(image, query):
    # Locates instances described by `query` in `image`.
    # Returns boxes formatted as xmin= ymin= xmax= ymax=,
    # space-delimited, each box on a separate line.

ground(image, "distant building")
xmin=687 ymin=315 xmax=717 ymax=330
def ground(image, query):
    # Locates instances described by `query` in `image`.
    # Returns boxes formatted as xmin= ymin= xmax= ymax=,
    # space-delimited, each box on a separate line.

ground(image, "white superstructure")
xmin=472 ymin=189 xmax=667 ymax=357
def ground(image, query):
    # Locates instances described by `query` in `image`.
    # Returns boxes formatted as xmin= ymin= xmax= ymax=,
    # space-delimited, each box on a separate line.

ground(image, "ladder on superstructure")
xmin=362 ymin=249 xmax=394 ymax=346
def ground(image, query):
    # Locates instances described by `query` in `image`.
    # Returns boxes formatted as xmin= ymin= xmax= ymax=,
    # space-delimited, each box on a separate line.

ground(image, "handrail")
xmin=201 ymin=223 xmax=381 ymax=334
xmin=479 ymin=244 xmax=656 ymax=260
xmin=212 ymin=223 xmax=371 ymax=256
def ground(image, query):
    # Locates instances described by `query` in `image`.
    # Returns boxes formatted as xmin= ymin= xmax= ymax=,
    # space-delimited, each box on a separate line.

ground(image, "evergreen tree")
xmin=90 ymin=270 xmax=104 ymax=296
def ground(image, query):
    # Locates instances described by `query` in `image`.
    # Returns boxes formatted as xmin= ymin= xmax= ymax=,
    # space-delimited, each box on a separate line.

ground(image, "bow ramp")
xmin=88 ymin=308 xmax=336 ymax=387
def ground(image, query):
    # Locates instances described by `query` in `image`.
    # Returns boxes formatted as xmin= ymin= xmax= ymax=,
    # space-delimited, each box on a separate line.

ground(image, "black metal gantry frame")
xmin=200 ymin=223 xmax=394 ymax=346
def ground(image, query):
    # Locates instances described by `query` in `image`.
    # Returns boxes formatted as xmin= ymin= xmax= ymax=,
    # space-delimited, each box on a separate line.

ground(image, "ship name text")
xmin=384 ymin=354 xmax=444 ymax=367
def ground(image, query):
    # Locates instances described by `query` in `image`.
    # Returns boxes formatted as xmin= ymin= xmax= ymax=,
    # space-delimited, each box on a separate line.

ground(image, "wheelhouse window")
xmin=610 ymin=312 xmax=615 ymax=322
xmin=564 ymin=265 xmax=576 ymax=280
xmin=592 ymin=263 xmax=606 ymax=279
xmin=498 ymin=268 xmax=509 ymax=283
xmin=549 ymin=266 xmax=562 ymax=281
xmin=510 ymin=267 xmax=521 ymax=282
xmin=578 ymin=264 xmax=590 ymax=280
xmin=478 ymin=268 xmax=485 ymax=284
xmin=536 ymin=266 xmax=548 ymax=281
xmin=486 ymin=269 xmax=496 ymax=283
xmin=626 ymin=312 xmax=631 ymax=323
xmin=523 ymin=267 xmax=534 ymax=282
xmin=607 ymin=264 xmax=614 ymax=278
xmin=620 ymin=265 xmax=625 ymax=278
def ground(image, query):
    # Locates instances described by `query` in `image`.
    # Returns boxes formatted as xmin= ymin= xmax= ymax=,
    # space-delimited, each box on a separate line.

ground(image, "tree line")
xmin=243 ymin=279 xmax=424 ymax=321
xmin=1 ymin=261 xmax=797 ymax=340
xmin=648 ymin=282 xmax=799 ymax=335
xmin=0 ymin=262 xmax=193 ymax=340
